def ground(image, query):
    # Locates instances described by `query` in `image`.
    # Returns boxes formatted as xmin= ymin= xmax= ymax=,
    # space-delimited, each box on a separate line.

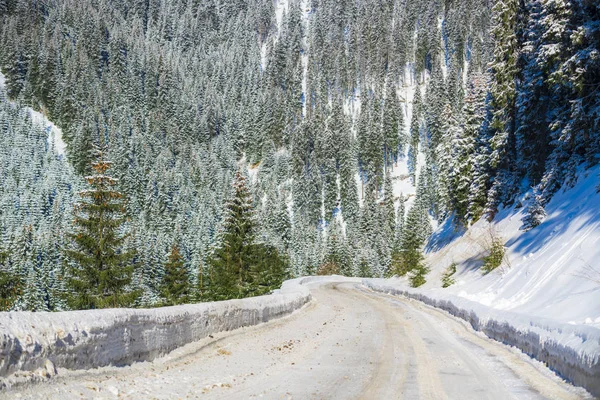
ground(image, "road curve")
xmin=3 ymin=281 xmax=592 ymax=400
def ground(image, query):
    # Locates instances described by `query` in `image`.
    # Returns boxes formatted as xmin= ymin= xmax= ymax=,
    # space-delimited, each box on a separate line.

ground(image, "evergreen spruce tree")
xmin=467 ymin=125 xmax=493 ymax=222
xmin=486 ymin=0 xmax=521 ymax=216
xmin=0 ymin=251 xmax=21 ymax=311
xmin=247 ymin=244 xmax=289 ymax=296
xmin=64 ymin=146 xmax=138 ymax=309
xmin=160 ymin=244 xmax=190 ymax=306
xmin=207 ymin=170 xmax=288 ymax=300
xmin=357 ymin=256 xmax=374 ymax=278
xmin=383 ymin=79 xmax=403 ymax=165
xmin=22 ymin=259 xmax=48 ymax=311
xmin=321 ymin=217 xmax=352 ymax=276
xmin=392 ymin=172 xmax=431 ymax=285
xmin=453 ymin=74 xmax=488 ymax=222
xmin=521 ymin=191 xmax=547 ymax=231
xmin=207 ymin=170 xmax=256 ymax=300
xmin=382 ymin=171 xmax=396 ymax=235
xmin=389 ymin=194 xmax=406 ymax=277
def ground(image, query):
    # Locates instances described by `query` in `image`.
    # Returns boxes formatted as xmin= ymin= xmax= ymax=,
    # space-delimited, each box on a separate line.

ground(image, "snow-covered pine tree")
xmin=392 ymin=169 xmax=431 ymax=285
xmin=206 ymin=170 xmax=257 ymax=300
xmin=486 ymin=0 xmax=521 ymax=217
xmin=321 ymin=217 xmax=351 ymax=276
xmin=514 ymin=0 xmax=552 ymax=186
xmin=435 ymin=103 xmax=457 ymax=221
xmin=521 ymin=190 xmax=547 ymax=231
xmin=21 ymin=258 xmax=48 ymax=312
xmin=453 ymin=73 xmax=488 ymax=222
xmin=383 ymin=78 xmax=404 ymax=166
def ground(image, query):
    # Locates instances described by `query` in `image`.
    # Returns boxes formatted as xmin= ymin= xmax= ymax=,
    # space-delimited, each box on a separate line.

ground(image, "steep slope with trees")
xmin=0 ymin=0 xmax=598 ymax=309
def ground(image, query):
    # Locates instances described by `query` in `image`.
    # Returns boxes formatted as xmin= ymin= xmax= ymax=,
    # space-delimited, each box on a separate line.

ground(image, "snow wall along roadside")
xmin=0 ymin=277 xmax=312 ymax=387
xmin=363 ymin=279 xmax=600 ymax=397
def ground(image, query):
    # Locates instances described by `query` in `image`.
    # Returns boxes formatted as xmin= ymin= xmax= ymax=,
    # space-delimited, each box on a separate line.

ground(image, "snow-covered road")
xmin=3 ymin=281 xmax=591 ymax=399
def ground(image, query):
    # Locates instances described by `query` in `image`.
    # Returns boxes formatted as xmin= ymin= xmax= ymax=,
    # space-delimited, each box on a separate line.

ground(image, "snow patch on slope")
xmin=261 ymin=42 xmax=269 ymax=72
xmin=275 ymin=0 xmax=289 ymax=32
xmin=300 ymin=0 xmax=311 ymax=117
xmin=0 ymin=71 xmax=66 ymax=156
xmin=389 ymin=64 xmax=425 ymax=212
xmin=423 ymin=165 xmax=600 ymax=326
xmin=32 ymin=112 xmax=66 ymax=156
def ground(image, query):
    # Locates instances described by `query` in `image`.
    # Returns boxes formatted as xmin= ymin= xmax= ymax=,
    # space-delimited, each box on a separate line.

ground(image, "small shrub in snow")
xmin=317 ymin=261 xmax=340 ymax=276
xmin=441 ymin=263 xmax=457 ymax=288
xmin=409 ymin=263 xmax=430 ymax=288
xmin=521 ymin=192 xmax=546 ymax=231
xmin=481 ymin=238 xmax=505 ymax=274
xmin=0 ymin=268 xmax=22 ymax=311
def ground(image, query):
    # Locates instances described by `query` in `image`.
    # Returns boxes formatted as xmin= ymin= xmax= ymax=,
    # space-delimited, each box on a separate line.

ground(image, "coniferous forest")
xmin=0 ymin=0 xmax=598 ymax=310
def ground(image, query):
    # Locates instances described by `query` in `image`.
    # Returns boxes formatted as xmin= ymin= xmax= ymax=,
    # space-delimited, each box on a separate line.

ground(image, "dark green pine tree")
xmin=392 ymin=173 xmax=431 ymax=287
xmin=246 ymin=244 xmax=289 ymax=297
xmin=64 ymin=146 xmax=138 ymax=309
xmin=160 ymin=244 xmax=190 ymax=305
xmin=207 ymin=170 xmax=289 ymax=301
xmin=395 ymin=199 xmax=430 ymax=287
xmin=357 ymin=256 xmax=374 ymax=278
xmin=389 ymin=194 xmax=406 ymax=278
xmin=0 ymin=270 xmax=21 ymax=311
xmin=206 ymin=170 xmax=256 ymax=300
xmin=0 ymin=250 xmax=22 ymax=311
xmin=382 ymin=79 xmax=403 ymax=166
xmin=486 ymin=0 xmax=521 ymax=217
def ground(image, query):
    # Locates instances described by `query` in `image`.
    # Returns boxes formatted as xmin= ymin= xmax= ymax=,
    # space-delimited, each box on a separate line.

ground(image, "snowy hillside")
xmin=405 ymin=166 xmax=600 ymax=326
xmin=0 ymin=0 xmax=598 ymax=335
xmin=0 ymin=72 xmax=66 ymax=156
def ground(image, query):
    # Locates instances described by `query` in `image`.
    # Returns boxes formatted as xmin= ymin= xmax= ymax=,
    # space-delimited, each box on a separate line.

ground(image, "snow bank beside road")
xmin=363 ymin=278 xmax=600 ymax=397
xmin=0 ymin=278 xmax=313 ymax=388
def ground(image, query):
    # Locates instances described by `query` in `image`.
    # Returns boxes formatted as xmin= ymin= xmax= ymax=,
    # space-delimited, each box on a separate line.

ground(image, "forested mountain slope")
xmin=0 ymin=0 xmax=598 ymax=310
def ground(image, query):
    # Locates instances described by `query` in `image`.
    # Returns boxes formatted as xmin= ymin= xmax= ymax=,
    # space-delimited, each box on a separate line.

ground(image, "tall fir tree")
xmin=206 ymin=170 xmax=257 ymax=300
xmin=64 ymin=146 xmax=137 ymax=309
xmin=206 ymin=170 xmax=288 ymax=300
xmin=160 ymin=244 xmax=190 ymax=305
xmin=486 ymin=0 xmax=522 ymax=217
